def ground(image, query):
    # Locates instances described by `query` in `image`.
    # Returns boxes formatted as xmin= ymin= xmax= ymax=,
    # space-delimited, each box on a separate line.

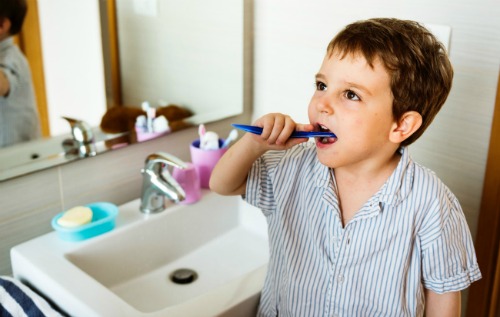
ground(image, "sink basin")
xmin=11 ymin=191 xmax=269 ymax=317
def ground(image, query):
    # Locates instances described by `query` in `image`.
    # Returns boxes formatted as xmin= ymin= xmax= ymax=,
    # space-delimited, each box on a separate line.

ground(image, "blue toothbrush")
xmin=231 ymin=124 xmax=336 ymax=138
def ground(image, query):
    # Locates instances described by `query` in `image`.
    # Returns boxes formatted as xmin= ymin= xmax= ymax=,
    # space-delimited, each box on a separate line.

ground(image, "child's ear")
xmin=0 ymin=18 xmax=11 ymax=36
xmin=389 ymin=111 xmax=422 ymax=143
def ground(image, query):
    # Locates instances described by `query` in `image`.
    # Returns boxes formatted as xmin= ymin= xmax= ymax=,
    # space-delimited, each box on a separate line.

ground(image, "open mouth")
xmin=317 ymin=124 xmax=337 ymax=144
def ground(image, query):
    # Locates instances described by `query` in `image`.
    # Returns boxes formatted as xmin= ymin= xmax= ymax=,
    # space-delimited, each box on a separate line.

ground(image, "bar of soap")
xmin=57 ymin=206 xmax=93 ymax=228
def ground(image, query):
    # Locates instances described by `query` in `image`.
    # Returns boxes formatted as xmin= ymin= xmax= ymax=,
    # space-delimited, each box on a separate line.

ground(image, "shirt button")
xmin=337 ymin=274 xmax=344 ymax=283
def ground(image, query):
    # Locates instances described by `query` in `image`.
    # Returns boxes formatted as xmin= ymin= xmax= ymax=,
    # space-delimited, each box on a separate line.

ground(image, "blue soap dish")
xmin=51 ymin=202 xmax=119 ymax=242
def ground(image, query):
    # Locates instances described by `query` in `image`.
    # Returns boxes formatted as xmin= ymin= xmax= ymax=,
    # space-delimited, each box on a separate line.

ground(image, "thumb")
xmin=296 ymin=123 xmax=314 ymax=132
xmin=285 ymin=136 xmax=310 ymax=148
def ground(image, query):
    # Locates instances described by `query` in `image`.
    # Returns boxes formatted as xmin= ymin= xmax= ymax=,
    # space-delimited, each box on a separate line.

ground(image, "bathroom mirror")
xmin=0 ymin=0 xmax=249 ymax=181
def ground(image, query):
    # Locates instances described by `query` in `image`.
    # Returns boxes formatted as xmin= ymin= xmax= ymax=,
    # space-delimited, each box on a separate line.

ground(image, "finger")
xmin=275 ymin=116 xmax=296 ymax=145
xmin=267 ymin=115 xmax=287 ymax=144
xmin=285 ymin=137 xmax=309 ymax=148
xmin=255 ymin=114 xmax=276 ymax=140
xmin=295 ymin=123 xmax=315 ymax=132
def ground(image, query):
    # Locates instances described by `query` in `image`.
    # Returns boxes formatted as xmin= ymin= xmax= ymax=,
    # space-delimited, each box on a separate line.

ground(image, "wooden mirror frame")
xmin=466 ymin=71 xmax=500 ymax=316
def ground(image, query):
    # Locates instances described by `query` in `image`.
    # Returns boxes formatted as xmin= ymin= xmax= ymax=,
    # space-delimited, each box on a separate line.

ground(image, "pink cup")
xmin=135 ymin=127 xmax=167 ymax=142
xmin=190 ymin=139 xmax=227 ymax=189
xmin=172 ymin=162 xmax=201 ymax=204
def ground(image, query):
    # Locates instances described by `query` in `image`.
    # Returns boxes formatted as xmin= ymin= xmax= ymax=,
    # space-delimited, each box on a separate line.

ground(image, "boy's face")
xmin=308 ymin=50 xmax=398 ymax=169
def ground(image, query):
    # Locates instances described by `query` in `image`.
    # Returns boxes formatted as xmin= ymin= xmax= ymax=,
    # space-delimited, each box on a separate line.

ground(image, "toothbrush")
xmin=231 ymin=124 xmax=336 ymax=138
xmin=221 ymin=129 xmax=238 ymax=148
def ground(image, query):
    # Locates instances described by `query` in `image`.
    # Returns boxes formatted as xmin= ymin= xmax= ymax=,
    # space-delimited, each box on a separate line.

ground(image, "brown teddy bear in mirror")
xmin=100 ymin=104 xmax=193 ymax=134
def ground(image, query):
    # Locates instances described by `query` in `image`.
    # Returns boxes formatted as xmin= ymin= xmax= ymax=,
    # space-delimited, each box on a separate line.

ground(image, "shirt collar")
xmin=314 ymin=157 xmax=330 ymax=188
xmin=377 ymin=147 xmax=414 ymax=207
xmin=0 ymin=37 xmax=14 ymax=51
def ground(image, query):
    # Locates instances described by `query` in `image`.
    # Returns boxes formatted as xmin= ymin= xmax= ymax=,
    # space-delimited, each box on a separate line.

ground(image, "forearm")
xmin=209 ymin=133 xmax=266 ymax=196
xmin=0 ymin=69 xmax=10 ymax=96
xmin=425 ymin=290 xmax=461 ymax=317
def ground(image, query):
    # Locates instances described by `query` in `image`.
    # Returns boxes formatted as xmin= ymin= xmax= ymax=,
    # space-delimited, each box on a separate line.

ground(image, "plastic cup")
xmin=190 ymin=139 xmax=227 ymax=188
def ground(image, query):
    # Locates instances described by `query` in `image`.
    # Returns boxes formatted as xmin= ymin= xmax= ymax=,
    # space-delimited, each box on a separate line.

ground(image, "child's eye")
xmin=345 ymin=90 xmax=360 ymax=101
xmin=315 ymin=81 xmax=327 ymax=91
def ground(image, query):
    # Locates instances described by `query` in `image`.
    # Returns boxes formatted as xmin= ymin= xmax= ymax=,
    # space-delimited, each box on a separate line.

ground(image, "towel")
xmin=0 ymin=276 xmax=63 ymax=317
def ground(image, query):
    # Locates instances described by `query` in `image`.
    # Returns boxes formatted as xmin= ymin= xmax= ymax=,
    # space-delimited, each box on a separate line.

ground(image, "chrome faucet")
xmin=61 ymin=116 xmax=96 ymax=157
xmin=140 ymin=152 xmax=187 ymax=214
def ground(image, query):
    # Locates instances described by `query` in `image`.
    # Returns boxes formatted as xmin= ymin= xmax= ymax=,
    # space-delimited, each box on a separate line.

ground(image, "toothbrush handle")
xmin=231 ymin=124 xmax=337 ymax=138
xmin=221 ymin=138 xmax=231 ymax=148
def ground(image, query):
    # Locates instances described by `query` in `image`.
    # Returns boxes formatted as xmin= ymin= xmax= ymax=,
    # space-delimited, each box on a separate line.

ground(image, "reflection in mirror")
xmin=104 ymin=0 xmax=244 ymax=125
xmin=0 ymin=0 xmax=248 ymax=182
xmin=1 ymin=0 xmax=42 ymax=150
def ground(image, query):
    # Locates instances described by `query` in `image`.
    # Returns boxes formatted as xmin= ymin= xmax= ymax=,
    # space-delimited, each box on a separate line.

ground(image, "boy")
xmin=210 ymin=18 xmax=481 ymax=316
xmin=0 ymin=0 xmax=40 ymax=147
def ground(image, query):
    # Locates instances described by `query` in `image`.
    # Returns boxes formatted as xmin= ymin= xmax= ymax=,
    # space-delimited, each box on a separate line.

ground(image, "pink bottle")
xmin=172 ymin=162 xmax=202 ymax=204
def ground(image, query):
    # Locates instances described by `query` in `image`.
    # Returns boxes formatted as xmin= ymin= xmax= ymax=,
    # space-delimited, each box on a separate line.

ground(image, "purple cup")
xmin=172 ymin=162 xmax=201 ymax=204
xmin=190 ymin=139 xmax=228 ymax=188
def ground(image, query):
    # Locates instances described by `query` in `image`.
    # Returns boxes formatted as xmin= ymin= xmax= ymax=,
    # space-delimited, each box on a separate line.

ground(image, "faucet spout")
xmin=61 ymin=116 xmax=96 ymax=157
xmin=62 ymin=116 xmax=94 ymax=144
xmin=140 ymin=152 xmax=187 ymax=214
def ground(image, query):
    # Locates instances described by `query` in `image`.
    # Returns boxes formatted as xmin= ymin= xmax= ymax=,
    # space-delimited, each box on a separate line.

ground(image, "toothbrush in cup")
xmin=221 ymin=129 xmax=238 ymax=148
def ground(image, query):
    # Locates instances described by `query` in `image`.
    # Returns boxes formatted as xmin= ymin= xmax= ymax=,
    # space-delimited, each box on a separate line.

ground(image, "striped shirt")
xmin=245 ymin=142 xmax=481 ymax=317
xmin=0 ymin=37 xmax=40 ymax=148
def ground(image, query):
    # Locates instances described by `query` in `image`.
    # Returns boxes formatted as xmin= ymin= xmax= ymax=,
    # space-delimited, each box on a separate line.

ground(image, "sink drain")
xmin=170 ymin=268 xmax=198 ymax=284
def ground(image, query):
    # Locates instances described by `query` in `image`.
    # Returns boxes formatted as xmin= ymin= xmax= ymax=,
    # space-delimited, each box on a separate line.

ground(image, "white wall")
xmin=37 ymin=0 xmax=106 ymax=136
xmin=252 ymin=0 xmax=500 ymax=240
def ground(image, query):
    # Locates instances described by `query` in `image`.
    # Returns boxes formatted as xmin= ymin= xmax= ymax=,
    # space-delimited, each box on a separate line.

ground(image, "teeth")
xmin=317 ymin=124 xmax=337 ymax=144
xmin=319 ymin=124 xmax=330 ymax=132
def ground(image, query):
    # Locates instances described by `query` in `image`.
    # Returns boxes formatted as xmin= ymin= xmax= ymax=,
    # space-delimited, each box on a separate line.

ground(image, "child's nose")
xmin=315 ymin=96 xmax=334 ymax=114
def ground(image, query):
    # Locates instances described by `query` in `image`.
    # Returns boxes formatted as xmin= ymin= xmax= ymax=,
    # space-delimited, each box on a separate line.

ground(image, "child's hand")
xmin=251 ymin=113 xmax=314 ymax=150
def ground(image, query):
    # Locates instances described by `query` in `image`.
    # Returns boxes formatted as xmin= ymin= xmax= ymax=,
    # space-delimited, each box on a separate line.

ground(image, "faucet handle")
xmin=144 ymin=152 xmax=187 ymax=171
xmin=61 ymin=116 xmax=94 ymax=144
xmin=61 ymin=116 xmax=96 ymax=157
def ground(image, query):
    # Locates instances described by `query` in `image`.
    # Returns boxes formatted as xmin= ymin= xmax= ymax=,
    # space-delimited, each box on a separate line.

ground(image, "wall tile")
xmin=0 ymin=168 xmax=62 ymax=275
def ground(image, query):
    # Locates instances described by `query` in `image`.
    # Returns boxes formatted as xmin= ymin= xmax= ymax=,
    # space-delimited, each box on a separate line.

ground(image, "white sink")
xmin=11 ymin=191 xmax=269 ymax=317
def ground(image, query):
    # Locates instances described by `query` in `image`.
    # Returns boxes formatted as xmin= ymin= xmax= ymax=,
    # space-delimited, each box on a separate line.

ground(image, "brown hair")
xmin=0 ymin=0 xmax=27 ymax=35
xmin=327 ymin=18 xmax=453 ymax=146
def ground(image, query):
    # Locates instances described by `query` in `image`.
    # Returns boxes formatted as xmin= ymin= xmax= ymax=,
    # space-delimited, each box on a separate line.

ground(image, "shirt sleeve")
xmin=0 ymin=57 xmax=19 ymax=97
xmin=420 ymin=190 xmax=482 ymax=293
xmin=244 ymin=150 xmax=286 ymax=216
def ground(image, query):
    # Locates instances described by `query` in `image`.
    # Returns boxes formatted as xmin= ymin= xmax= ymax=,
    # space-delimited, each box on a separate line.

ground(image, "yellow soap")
xmin=57 ymin=206 xmax=93 ymax=228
